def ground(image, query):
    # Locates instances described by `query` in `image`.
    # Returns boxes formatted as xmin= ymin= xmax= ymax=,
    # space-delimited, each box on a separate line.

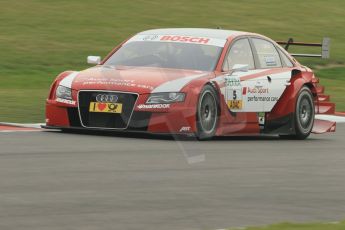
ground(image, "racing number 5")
xmin=233 ymin=90 xmax=237 ymax=100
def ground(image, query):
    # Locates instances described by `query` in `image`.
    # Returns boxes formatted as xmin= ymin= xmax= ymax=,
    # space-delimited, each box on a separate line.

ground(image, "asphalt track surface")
xmin=0 ymin=125 xmax=345 ymax=230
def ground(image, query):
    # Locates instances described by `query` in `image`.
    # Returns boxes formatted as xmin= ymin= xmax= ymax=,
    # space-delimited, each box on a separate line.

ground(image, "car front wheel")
xmin=196 ymin=85 xmax=219 ymax=140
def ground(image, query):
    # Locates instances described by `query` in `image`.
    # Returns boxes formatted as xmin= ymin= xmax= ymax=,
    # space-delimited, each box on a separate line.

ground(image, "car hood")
xmin=68 ymin=66 xmax=212 ymax=94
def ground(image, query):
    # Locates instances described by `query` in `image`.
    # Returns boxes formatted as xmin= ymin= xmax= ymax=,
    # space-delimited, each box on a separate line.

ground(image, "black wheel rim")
xmin=299 ymin=95 xmax=313 ymax=129
xmin=199 ymin=91 xmax=217 ymax=133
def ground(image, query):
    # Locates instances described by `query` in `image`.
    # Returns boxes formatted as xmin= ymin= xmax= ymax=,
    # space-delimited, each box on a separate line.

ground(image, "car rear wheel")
xmin=196 ymin=85 xmax=219 ymax=140
xmin=281 ymin=86 xmax=315 ymax=140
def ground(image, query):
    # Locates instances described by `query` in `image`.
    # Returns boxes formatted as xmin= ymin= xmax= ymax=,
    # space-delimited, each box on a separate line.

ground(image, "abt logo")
xmin=179 ymin=126 xmax=191 ymax=132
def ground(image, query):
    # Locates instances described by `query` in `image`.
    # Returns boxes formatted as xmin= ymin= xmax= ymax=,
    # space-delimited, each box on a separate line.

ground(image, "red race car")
xmin=44 ymin=28 xmax=336 ymax=139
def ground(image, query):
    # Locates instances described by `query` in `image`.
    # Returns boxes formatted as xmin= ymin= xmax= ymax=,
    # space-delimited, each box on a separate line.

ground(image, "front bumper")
xmin=45 ymin=99 xmax=197 ymax=134
xmin=41 ymin=124 xmax=197 ymax=138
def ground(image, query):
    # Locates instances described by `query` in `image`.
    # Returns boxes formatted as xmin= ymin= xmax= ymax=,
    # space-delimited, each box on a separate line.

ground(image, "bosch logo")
xmin=95 ymin=94 xmax=119 ymax=103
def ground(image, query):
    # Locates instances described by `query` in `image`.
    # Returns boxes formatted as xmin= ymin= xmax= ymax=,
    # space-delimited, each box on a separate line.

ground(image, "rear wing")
xmin=276 ymin=37 xmax=330 ymax=59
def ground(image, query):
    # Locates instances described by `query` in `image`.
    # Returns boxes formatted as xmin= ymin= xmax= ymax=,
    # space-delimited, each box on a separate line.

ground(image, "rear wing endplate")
xmin=276 ymin=37 xmax=330 ymax=59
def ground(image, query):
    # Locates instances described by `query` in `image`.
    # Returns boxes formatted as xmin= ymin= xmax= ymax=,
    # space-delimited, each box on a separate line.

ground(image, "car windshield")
xmin=104 ymin=41 xmax=223 ymax=71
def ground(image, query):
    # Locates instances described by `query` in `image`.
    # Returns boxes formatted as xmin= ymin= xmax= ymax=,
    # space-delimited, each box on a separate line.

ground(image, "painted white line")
xmin=0 ymin=130 xmax=43 ymax=133
xmin=315 ymin=115 xmax=345 ymax=123
xmin=0 ymin=122 xmax=44 ymax=129
xmin=18 ymin=123 xmax=44 ymax=129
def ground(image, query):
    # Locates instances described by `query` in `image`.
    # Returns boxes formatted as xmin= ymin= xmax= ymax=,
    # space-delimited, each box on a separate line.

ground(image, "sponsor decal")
xmin=126 ymin=35 xmax=226 ymax=47
xmin=247 ymin=96 xmax=279 ymax=102
xmin=89 ymin=102 xmax=122 ymax=113
xmin=82 ymin=78 xmax=154 ymax=90
xmin=137 ymin=104 xmax=170 ymax=109
xmin=223 ymin=70 xmax=291 ymax=112
xmin=160 ymin=35 xmax=210 ymax=44
xmin=225 ymin=77 xmax=241 ymax=87
xmin=264 ymin=56 xmax=277 ymax=67
xmin=247 ymin=87 xmax=269 ymax=94
xmin=179 ymin=126 xmax=191 ymax=132
xmin=56 ymin=98 xmax=76 ymax=105
xmin=227 ymin=100 xmax=243 ymax=109
xmin=225 ymin=75 xmax=243 ymax=110
xmin=142 ymin=35 xmax=159 ymax=41
xmin=246 ymin=86 xmax=273 ymax=103
xmin=242 ymin=87 xmax=247 ymax=95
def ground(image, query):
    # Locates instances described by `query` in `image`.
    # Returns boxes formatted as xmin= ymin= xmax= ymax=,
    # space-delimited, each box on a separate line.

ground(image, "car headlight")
xmin=56 ymin=85 xmax=72 ymax=100
xmin=146 ymin=92 xmax=185 ymax=104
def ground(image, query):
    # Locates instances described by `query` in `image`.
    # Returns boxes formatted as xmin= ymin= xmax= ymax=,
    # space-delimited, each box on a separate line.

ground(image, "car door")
xmin=250 ymin=38 xmax=292 ymax=112
xmin=221 ymin=37 xmax=268 ymax=112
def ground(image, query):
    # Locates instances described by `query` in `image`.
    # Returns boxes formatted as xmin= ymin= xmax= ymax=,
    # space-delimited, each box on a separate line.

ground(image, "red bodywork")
xmin=45 ymin=30 xmax=336 ymax=136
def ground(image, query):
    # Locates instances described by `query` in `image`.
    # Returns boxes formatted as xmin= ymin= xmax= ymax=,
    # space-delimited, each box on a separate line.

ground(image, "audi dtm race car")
xmin=44 ymin=28 xmax=336 ymax=139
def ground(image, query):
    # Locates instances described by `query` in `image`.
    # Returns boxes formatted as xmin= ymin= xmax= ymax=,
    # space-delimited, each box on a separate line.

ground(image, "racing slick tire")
xmin=281 ymin=86 xmax=315 ymax=140
xmin=196 ymin=85 xmax=219 ymax=140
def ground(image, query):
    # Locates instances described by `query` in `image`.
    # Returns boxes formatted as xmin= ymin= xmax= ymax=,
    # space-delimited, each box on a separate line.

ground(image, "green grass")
xmin=229 ymin=220 xmax=345 ymax=230
xmin=0 ymin=0 xmax=344 ymax=122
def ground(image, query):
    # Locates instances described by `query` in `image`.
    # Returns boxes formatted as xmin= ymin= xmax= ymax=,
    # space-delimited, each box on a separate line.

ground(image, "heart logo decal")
xmin=97 ymin=103 xmax=107 ymax=111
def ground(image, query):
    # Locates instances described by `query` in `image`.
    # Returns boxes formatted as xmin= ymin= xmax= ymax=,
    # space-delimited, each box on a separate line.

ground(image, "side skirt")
xmin=262 ymin=113 xmax=295 ymax=135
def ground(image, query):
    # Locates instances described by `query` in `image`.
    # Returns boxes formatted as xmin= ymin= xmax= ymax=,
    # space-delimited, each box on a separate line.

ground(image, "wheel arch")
xmin=269 ymin=68 xmax=316 ymax=119
xmin=184 ymin=78 xmax=223 ymax=116
xmin=304 ymin=82 xmax=318 ymax=99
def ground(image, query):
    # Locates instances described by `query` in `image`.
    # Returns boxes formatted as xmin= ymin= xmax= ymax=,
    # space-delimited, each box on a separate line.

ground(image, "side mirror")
xmin=87 ymin=56 xmax=101 ymax=65
xmin=232 ymin=64 xmax=249 ymax=73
